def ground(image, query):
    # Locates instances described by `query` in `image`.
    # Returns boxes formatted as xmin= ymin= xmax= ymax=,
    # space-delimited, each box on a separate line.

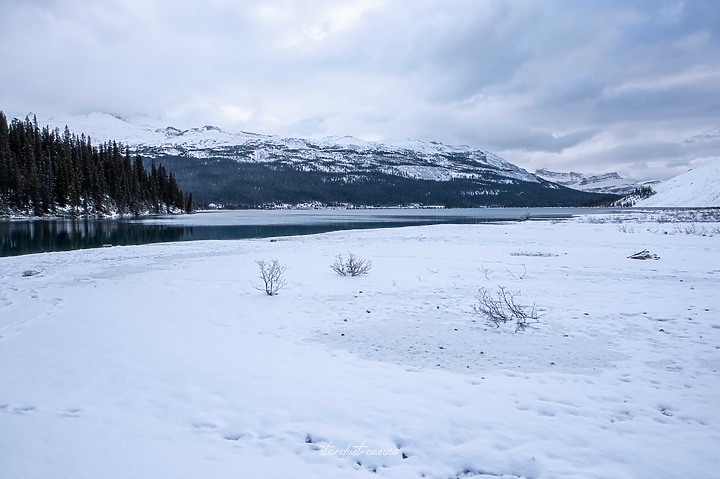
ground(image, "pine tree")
xmin=0 ymin=112 xmax=13 ymax=207
xmin=0 ymin=113 xmax=192 ymax=217
xmin=149 ymin=159 xmax=160 ymax=213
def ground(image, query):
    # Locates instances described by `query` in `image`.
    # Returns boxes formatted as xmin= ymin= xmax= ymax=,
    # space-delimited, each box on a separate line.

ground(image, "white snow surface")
xmin=2 ymin=214 xmax=720 ymax=478
xmin=636 ymin=157 xmax=720 ymax=207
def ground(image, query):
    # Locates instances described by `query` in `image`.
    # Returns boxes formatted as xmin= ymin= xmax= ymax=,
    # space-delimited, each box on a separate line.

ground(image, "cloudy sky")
xmin=1 ymin=0 xmax=718 ymax=180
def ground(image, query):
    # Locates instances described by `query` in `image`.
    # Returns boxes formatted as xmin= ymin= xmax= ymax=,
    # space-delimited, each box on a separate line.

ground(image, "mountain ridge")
xmin=36 ymin=112 xmax=612 ymax=207
xmin=534 ymin=168 xmax=655 ymax=195
xmin=42 ymin=112 xmax=539 ymax=183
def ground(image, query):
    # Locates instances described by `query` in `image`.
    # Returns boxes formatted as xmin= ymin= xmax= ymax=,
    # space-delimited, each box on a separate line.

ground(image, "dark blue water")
xmin=1 ymin=208 xmax=621 ymax=257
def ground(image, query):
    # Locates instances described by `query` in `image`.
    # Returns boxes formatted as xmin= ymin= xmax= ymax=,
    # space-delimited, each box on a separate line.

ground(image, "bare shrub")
xmin=331 ymin=253 xmax=372 ymax=277
xmin=479 ymin=265 xmax=493 ymax=280
xmin=473 ymin=286 xmax=539 ymax=332
xmin=256 ymin=258 xmax=287 ymax=295
xmin=506 ymin=264 xmax=528 ymax=279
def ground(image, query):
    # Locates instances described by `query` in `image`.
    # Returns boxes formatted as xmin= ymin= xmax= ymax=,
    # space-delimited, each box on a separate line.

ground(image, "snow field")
xmin=635 ymin=157 xmax=720 ymax=207
xmin=1 ymin=215 xmax=719 ymax=478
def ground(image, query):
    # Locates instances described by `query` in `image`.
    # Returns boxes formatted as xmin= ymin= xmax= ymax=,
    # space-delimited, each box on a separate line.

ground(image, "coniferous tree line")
xmin=0 ymin=112 xmax=192 ymax=216
xmin=156 ymin=155 xmax=614 ymax=208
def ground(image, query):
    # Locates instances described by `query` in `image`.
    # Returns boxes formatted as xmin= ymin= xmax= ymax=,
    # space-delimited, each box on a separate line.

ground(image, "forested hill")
xmin=42 ymin=113 xmax=616 ymax=208
xmin=0 ymin=112 xmax=192 ymax=217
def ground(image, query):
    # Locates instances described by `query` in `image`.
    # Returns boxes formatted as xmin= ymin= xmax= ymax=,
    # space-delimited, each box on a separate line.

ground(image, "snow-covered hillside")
xmin=27 ymin=112 xmax=608 ymax=207
xmin=2 ymin=212 xmax=720 ymax=478
xmin=39 ymin=113 xmax=540 ymax=184
xmin=636 ymin=157 xmax=720 ymax=207
xmin=535 ymin=168 xmax=652 ymax=195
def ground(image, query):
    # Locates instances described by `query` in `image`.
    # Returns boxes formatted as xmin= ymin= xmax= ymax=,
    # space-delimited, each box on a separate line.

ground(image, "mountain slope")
xmin=40 ymin=113 xmax=612 ymax=207
xmin=44 ymin=113 xmax=538 ymax=184
xmin=534 ymin=168 xmax=652 ymax=195
xmin=635 ymin=158 xmax=720 ymax=207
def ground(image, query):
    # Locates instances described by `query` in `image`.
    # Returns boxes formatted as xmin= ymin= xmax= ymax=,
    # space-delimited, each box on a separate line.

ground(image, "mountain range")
xmin=39 ymin=113 xmax=614 ymax=208
xmin=534 ymin=169 xmax=656 ymax=196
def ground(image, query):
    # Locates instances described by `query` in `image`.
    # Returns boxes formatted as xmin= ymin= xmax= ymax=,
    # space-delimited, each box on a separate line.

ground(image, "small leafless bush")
xmin=506 ymin=264 xmax=528 ymax=279
xmin=479 ymin=265 xmax=493 ymax=280
xmin=671 ymin=223 xmax=715 ymax=236
xmin=255 ymin=258 xmax=287 ymax=295
xmin=473 ymin=286 xmax=539 ymax=332
xmin=648 ymin=209 xmax=720 ymax=224
xmin=331 ymin=253 xmax=372 ymax=277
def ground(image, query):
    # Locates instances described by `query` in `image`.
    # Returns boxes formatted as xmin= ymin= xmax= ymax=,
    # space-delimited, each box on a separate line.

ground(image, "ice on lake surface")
xmin=2 ymin=208 xmax=624 ymax=256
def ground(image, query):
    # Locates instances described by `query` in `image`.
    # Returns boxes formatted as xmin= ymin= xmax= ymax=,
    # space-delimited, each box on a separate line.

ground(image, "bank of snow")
xmin=1 ymin=215 xmax=720 ymax=479
xmin=636 ymin=157 xmax=720 ymax=207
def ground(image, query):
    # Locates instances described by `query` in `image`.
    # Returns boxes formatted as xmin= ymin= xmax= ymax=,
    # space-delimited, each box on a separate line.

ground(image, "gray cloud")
xmin=1 ymin=0 xmax=717 ymax=180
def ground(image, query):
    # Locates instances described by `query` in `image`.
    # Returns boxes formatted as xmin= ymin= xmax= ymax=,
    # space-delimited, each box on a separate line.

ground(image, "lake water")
xmin=1 ymin=208 xmax=622 ymax=257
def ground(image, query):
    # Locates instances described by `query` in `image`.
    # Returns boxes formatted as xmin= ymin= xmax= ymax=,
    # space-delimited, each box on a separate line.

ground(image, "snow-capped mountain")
xmin=635 ymin=158 xmax=720 ymax=207
xmin=38 ymin=112 xmax=608 ymax=207
xmin=43 ymin=113 xmax=538 ymax=184
xmin=534 ymin=168 xmax=652 ymax=195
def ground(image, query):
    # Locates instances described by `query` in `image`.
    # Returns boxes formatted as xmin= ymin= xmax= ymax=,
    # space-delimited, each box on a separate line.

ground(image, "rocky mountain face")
xmin=534 ymin=168 xmax=653 ymax=196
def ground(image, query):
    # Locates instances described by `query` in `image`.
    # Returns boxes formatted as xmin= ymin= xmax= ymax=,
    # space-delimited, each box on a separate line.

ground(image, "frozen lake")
xmin=1 ymin=207 xmax=623 ymax=256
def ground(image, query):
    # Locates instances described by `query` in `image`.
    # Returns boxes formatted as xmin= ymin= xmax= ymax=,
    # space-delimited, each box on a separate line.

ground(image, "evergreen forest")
xmin=0 ymin=112 xmax=192 ymax=216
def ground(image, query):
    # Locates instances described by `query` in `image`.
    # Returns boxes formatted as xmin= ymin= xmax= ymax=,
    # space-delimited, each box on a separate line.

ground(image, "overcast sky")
xmin=1 ymin=0 xmax=718 ymax=180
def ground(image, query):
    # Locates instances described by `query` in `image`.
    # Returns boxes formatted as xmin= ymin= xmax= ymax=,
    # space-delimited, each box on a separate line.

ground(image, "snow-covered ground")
xmin=1 ymin=212 xmax=720 ymax=479
xmin=636 ymin=157 xmax=720 ymax=207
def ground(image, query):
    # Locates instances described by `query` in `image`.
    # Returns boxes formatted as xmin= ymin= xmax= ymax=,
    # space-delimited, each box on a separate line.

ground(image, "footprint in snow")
xmin=191 ymin=421 xmax=218 ymax=431
xmin=222 ymin=432 xmax=251 ymax=441
xmin=609 ymin=410 xmax=633 ymax=423
xmin=12 ymin=406 xmax=37 ymax=415
xmin=59 ymin=408 xmax=83 ymax=418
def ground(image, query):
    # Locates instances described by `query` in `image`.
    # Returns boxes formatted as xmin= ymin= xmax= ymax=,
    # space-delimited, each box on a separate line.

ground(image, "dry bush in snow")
xmin=510 ymin=251 xmax=559 ymax=257
xmin=256 ymin=258 xmax=287 ymax=295
xmin=331 ymin=253 xmax=372 ymax=277
xmin=617 ymin=224 xmax=636 ymax=233
xmin=474 ymin=286 xmax=539 ymax=332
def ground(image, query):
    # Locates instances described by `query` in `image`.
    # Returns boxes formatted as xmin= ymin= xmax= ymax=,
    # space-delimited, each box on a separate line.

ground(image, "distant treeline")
xmin=0 ymin=111 xmax=192 ymax=216
xmin=155 ymin=156 xmax=617 ymax=208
